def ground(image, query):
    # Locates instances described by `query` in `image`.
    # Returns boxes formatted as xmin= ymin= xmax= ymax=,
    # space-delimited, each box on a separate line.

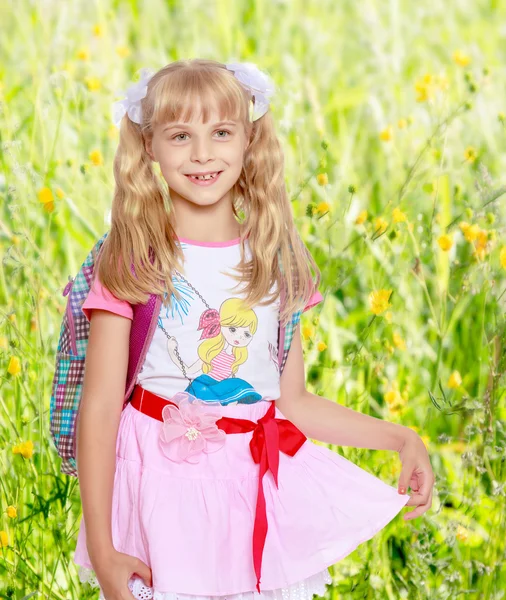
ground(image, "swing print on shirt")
xmin=158 ymin=269 xmax=267 ymax=406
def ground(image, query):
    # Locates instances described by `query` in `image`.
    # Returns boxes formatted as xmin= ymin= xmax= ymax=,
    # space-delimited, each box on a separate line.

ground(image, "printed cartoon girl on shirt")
xmin=163 ymin=297 xmax=264 ymax=405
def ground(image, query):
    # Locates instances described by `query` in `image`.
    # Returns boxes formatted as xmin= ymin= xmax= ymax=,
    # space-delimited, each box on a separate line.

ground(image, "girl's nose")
xmin=191 ymin=138 xmax=214 ymax=163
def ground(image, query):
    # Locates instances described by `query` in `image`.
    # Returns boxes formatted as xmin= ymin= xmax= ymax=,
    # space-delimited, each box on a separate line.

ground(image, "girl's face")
xmin=222 ymin=324 xmax=254 ymax=348
xmin=146 ymin=103 xmax=249 ymax=209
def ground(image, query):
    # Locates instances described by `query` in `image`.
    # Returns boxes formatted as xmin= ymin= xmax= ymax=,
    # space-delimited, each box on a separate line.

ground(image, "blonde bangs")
xmin=147 ymin=64 xmax=250 ymax=131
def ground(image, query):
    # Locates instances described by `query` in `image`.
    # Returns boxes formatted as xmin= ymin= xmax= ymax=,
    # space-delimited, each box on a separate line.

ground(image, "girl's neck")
xmin=174 ymin=224 xmax=247 ymax=246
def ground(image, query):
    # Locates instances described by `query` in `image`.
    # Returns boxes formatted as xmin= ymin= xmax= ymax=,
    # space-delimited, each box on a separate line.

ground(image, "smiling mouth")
xmin=185 ymin=171 xmax=223 ymax=181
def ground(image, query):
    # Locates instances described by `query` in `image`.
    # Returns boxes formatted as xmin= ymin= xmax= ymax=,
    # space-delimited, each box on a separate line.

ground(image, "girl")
xmin=73 ymin=59 xmax=434 ymax=600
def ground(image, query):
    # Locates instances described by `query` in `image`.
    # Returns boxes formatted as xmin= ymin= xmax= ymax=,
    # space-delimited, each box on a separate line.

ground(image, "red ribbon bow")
xmin=197 ymin=308 xmax=221 ymax=339
xmin=216 ymin=402 xmax=307 ymax=593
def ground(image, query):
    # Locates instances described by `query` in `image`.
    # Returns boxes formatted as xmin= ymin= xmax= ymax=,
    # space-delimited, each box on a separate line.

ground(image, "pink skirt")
xmin=74 ymin=397 xmax=411 ymax=600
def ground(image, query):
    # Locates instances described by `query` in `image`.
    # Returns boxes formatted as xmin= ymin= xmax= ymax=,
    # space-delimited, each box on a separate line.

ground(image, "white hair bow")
xmin=111 ymin=67 xmax=155 ymax=128
xmin=111 ymin=62 xmax=275 ymax=128
xmin=224 ymin=62 xmax=276 ymax=121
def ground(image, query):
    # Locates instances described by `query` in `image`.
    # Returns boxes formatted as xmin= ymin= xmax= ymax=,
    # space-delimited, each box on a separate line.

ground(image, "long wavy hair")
xmin=96 ymin=58 xmax=321 ymax=326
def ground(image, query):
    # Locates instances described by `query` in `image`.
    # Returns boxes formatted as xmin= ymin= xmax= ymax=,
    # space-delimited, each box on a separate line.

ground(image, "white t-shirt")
xmin=136 ymin=237 xmax=281 ymax=405
xmin=82 ymin=235 xmax=322 ymax=406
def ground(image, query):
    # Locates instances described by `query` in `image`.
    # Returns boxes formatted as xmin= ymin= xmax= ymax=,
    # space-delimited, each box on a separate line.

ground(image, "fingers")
xmin=404 ymin=487 xmax=433 ymax=520
xmin=397 ymin=465 xmax=413 ymax=495
xmin=134 ymin=558 xmax=153 ymax=588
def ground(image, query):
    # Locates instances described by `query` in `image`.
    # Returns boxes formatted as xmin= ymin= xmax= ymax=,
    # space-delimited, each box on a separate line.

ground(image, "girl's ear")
xmin=145 ymin=138 xmax=156 ymax=162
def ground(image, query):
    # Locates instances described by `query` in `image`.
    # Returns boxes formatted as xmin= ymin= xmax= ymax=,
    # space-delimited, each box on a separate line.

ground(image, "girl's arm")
xmin=76 ymin=309 xmax=132 ymax=564
xmin=276 ymin=323 xmax=416 ymax=451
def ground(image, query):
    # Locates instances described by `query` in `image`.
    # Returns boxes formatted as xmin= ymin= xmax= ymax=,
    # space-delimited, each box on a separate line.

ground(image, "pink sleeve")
xmin=302 ymin=288 xmax=324 ymax=313
xmin=81 ymin=275 xmax=134 ymax=322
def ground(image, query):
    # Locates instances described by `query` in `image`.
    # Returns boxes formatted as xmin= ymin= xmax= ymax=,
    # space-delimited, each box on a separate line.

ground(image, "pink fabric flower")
xmin=158 ymin=392 xmax=226 ymax=463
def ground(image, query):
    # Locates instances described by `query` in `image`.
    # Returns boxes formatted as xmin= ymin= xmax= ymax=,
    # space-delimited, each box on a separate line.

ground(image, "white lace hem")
xmin=78 ymin=564 xmax=333 ymax=600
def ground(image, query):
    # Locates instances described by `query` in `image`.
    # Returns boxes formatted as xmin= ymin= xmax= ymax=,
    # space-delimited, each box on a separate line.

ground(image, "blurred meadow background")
xmin=1 ymin=0 xmax=506 ymax=598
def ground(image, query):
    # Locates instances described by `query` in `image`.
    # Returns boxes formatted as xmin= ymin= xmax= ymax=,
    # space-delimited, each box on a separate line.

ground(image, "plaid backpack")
xmin=49 ymin=232 xmax=304 ymax=478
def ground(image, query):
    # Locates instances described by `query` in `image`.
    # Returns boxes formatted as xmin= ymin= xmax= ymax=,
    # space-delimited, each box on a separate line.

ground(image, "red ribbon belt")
xmin=129 ymin=385 xmax=308 ymax=593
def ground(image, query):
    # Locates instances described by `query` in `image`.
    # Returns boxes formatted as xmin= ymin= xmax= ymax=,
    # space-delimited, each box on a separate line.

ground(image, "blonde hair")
xmin=198 ymin=298 xmax=257 ymax=376
xmin=97 ymin=58 xmax=321 ymax=326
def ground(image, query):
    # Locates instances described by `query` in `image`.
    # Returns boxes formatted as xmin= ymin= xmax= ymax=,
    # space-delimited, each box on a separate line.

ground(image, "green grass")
xmin=0 ymin=0 xmax=505 ymax=598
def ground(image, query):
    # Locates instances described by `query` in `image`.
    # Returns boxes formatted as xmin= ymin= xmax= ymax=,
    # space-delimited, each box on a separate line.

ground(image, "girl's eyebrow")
xmin=162 ymin=120 xmax=238 ymax=132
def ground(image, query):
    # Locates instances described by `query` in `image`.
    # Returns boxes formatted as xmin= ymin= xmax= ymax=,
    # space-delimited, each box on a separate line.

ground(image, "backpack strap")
xmin=276 ymin=247 xmax=303 ymax=376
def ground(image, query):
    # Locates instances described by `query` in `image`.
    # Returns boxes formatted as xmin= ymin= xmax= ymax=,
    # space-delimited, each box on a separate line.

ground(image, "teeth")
xmin=190 ymin=172 xmax=218 ymax=181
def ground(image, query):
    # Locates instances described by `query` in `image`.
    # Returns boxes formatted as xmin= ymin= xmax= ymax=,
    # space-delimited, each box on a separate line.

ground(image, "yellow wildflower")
xmin=397 ymin=118 xmax=408 ymax=129
xmin=415 ymin=74 xmax=437 ymax=102
xmin=0 ymin=336 xmax=8 ymax=349
xmin=89 ymin=150 xmax=103 ymax=166
xmin=38 ymin=186 xmax=53 ymax=204
xmin=456 ymin=525 xmax=468 ymax=542
xmin=369 ymin=289 xmax=393 ymax=315
xmin=464 ymin=224 xmax=480 ymax=242
xmin=317 ymin=341 xmax=327 ymax=352
xmin=11 ymin=235 xmax=21 ymax=245
xmin=6 ymin=506 xmax=17 ymax=519
xmin=464 ymin=146 xmax=477 ymax=162
xmin=379 ymin=126 xmax=393 ymax=141
xmin=76 ymin=47 xmax=90 ymax=61
xmin=437 ymin=234 xmax=453 ymax=251
xmin=0 ymin=531 xmax=8 ymax=547
xmin=316 ymin=173 xmax=328 ymax=186
xmin=453 ymin=50 xmax=471 ymax=67
xmin=384 ymin=311 xmax=393 ymax=323
xmin=384 ymin=389 xmax=401 ymax=406
xmin=12 ymin=441 xmax=34 ymax=459
xmin=407 ymin=425 xmax=419 ymax=433
xmin=8 ymin=314 xmax=16 ymax=323
xmin=392 ymin=207 xmax=407 ymax=223
xmin=475 ymin=229 xmax=489 ymax=252
xmin=500 ymin=246 xmax=506 ymax=269
xmin=355 ymin=209 xmax=367 ymax=225
xmin=384 ymin=386 xmax=407 ymax=414
xmin=315 ymin=201 xmax=330 ymax=215
xmin=116 ymin=45 xmax=131 ymax=58
xmin=373 ymin=217 xmax=388 ymax=235
xmin=55 ymin=187 xmax=65 ymax=199
xmin=302 ymin=325 xmax=314 ymax=341
xmin=393 ymin=332 xmax=406 ymax=350
xmin=84 ymin=77 xmax=101 ymax=92
xmin=7 ymin=356 xmax=21 ymax=376
xmin=93 ymin=24 xmax=104 ymax=37
xmin=448 ymin=370 xmax=462 ymax=389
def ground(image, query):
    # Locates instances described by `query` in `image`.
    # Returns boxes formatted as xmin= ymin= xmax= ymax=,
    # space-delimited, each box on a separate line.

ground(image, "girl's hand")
xmin=397 ymin=429 xmax=435 ymax=521
xmin=166 ymin=335 xmax=178 ymax=353
xmin=93 ymin=549 xmax=152 ymax=600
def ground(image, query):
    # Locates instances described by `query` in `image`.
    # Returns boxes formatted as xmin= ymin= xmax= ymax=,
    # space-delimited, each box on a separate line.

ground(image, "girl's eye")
xmin=171 ymin=130 xmax=231 ymax=141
